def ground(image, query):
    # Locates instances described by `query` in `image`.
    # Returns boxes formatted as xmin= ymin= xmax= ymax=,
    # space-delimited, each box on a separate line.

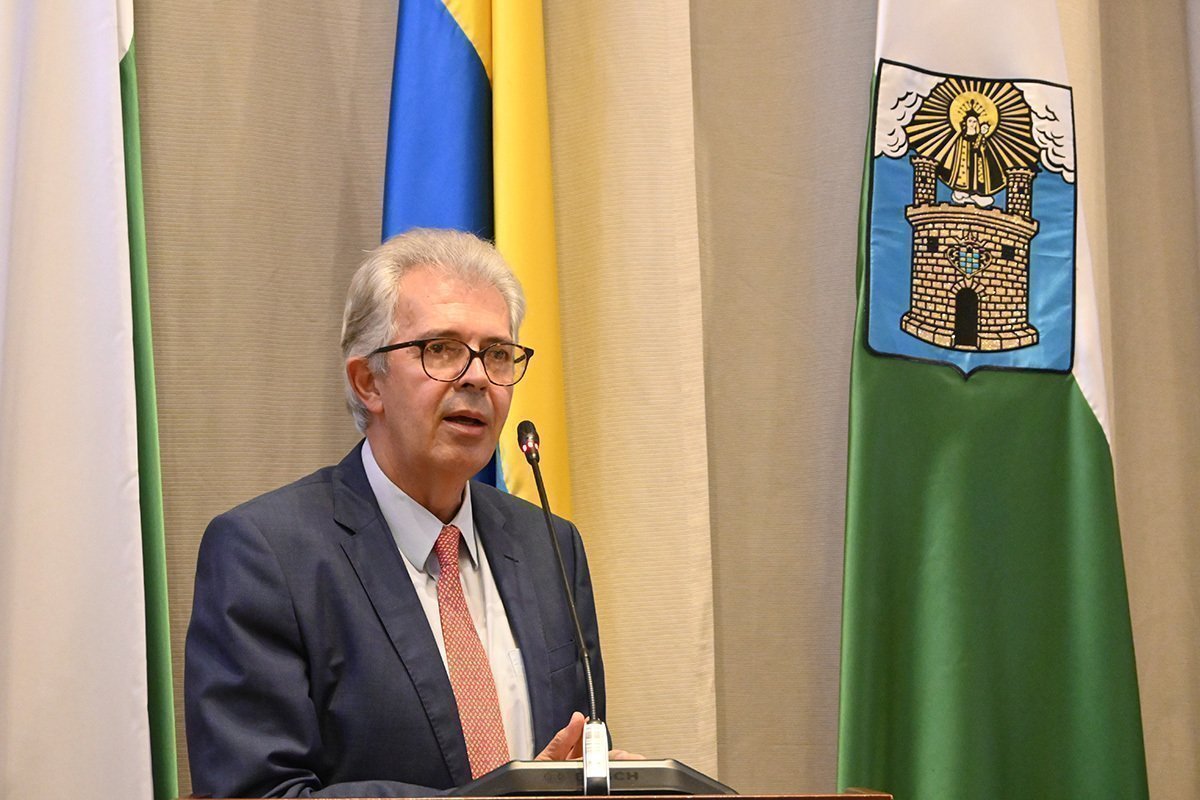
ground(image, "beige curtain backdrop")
xmin=135 ymin=2 xmax=397 ymax=790
xmin=543 ymin=0 xmax=719 ymax=775
xmin=1096 ymin=1 xmax=1200 ymax=793
xmin=688 ymin=0 xmax=876 ymax=789
xmin=132 ymin=1 xmax=1198 ymax=797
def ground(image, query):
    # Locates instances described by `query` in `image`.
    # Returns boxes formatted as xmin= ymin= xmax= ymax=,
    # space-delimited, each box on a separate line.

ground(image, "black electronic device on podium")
xmin=452 ymin=758 xmax=735 ymax=796
xmin=453 ymin=422 xmax=736 ymax=796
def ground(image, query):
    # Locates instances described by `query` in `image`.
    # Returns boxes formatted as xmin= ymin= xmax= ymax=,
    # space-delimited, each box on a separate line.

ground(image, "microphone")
xmin=516 ymin=420 xmax=609 ymax=795
xmin=517 ymin=420 xmax=539 ymax=463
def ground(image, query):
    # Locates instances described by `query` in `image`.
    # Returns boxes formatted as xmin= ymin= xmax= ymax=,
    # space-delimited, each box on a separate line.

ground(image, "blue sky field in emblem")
xmin=867 ymin=153 xmax=1075 ymax=375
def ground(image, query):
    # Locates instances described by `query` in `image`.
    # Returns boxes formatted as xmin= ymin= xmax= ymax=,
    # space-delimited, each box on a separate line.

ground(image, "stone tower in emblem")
xmin=900 ymin=79 xmax=1042 ymax=351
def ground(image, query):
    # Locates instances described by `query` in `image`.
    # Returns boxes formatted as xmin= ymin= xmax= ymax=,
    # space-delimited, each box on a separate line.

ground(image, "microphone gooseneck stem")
xmin=527 ymin=456 xmax=599 ymax=723
xmin=518 ymin=420 xmax=609 ymax=794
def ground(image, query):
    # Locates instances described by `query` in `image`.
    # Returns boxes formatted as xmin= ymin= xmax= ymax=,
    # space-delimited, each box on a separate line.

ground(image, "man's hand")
xmin=534 ymin=712 xmax=645 ymax=761
xmin=535 ymin=711 xmax=586 ymax=760
xmin=608 ymin=748 xmax=645 ymax=760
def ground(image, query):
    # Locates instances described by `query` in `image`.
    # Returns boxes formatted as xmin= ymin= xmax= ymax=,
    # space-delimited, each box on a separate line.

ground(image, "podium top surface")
xmin=202 ymin=795 xmax=893 ymax=800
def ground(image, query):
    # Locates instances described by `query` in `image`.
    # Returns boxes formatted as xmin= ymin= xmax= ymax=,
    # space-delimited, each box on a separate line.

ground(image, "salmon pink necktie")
xmin=434 ymin=524 xmax=509 ymax=778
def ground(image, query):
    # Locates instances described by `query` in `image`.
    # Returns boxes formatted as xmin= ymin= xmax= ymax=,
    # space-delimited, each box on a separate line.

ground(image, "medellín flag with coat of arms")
xmin=837 ymin=1 xmax=1149 ymax=798
xmin=1 ymin=1 xmax=175 ymax=798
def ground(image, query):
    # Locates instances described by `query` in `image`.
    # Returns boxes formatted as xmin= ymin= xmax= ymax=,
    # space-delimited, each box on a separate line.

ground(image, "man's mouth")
xmin=444 ymin=413 xmax=487 ymax=428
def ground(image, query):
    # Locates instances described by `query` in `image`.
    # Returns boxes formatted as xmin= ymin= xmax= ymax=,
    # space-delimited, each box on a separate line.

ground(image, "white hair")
xmin=340 ymin=228 xmax=526 ymax=432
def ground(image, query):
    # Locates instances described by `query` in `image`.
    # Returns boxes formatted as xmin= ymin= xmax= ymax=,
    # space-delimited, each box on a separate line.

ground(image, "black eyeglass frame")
xmin=368 ymin=338 xmax=536 ymax=386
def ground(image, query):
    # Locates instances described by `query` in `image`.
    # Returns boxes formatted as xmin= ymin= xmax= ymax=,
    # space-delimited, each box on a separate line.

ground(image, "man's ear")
xmin=346 ymin=357 xmax=384 ymax=415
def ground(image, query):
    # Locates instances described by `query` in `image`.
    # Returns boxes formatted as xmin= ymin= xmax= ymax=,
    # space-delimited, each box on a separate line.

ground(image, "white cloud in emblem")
xmin=875 ymin=65 xmax=1078 ymax=186
xmin=1015 ymin=82 xmax=1076 ymax=184
xmin=873 ymin=64 xmax=942 ymax=158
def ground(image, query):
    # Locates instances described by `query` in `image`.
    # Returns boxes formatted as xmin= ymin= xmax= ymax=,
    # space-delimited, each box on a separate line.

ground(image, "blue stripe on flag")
xmin=383 ymin=0 xmax=501 ymax=487
xmin=384 ymin=0 xmax=493 ymax=241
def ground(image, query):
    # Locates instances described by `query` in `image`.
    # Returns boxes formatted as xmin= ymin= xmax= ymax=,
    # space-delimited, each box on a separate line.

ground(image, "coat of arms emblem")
xmin=866 ymin=61 xmax=1076 ymax=375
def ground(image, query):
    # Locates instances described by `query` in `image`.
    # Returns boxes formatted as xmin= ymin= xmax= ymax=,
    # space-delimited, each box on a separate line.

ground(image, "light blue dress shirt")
xmin=361 ymin=439 xmax=535 ymax=760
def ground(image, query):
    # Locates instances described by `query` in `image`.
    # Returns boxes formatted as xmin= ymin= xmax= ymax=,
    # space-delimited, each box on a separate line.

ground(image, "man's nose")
xmin=458 ymin=351 xmax=491 ymax=387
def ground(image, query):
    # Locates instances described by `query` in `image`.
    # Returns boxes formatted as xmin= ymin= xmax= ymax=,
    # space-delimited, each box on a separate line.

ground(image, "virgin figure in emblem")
xmin=945 ymin=109 xmax=1005 ymax=205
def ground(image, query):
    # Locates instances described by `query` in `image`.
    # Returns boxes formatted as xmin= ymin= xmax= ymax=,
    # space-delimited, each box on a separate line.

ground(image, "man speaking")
xmin=185 ymin=229 xmax=605 ymax=797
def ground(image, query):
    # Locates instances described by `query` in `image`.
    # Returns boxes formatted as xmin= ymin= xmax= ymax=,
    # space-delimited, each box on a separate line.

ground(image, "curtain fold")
xmin=689 ymin=0 xmax=875 ymax=790
xmin=134 ymin=3 xmax=397 ymax=790
xmin=1096 ymin=2 xmax=1200 ymax=797
xmin=544 ymin=0 xmax=718 ymax=775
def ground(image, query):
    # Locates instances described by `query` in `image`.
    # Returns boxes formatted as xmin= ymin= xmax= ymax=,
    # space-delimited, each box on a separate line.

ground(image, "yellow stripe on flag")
xmin=492 ymin=1 xmax=572 ymax=516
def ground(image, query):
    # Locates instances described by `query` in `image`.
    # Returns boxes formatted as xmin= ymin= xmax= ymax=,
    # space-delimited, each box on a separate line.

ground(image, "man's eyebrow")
xmin=420 ymin=329 xmax=515 ymax=345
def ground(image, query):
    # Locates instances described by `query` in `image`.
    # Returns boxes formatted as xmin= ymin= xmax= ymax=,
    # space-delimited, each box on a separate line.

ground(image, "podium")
xmin=195 ymin=761 xmax=892 ymax=798
xmin=449 ymin=796 xmax=892 ymax=800
xmin=442 ymin=759 xmax=889 ymax=799
xmin=446 ymin=796 xmax=891 ymax=800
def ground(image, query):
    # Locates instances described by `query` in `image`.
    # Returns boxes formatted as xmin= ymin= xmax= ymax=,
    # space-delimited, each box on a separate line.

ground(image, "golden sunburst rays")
xmin=905 ymin=78 xmax=1040 ymax=193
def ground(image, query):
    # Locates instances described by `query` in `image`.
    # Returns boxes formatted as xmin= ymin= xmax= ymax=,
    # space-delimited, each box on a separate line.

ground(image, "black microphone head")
xmin=516 ymin=420 xmax=540 ymax=463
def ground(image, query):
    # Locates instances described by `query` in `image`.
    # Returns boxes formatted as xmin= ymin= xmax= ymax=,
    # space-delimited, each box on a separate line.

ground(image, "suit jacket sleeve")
xmin=185 ymin=510 xmax=448 ymax=798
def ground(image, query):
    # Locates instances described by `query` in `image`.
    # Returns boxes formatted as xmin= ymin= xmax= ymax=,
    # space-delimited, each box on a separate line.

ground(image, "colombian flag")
xmin=383 ymin=0 xmax=572 ymax=514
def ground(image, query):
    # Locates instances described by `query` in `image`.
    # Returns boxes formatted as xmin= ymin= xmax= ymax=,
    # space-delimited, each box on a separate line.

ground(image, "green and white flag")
xmin=0 ymin=2 xmax=176 ymax=797
xmin=838 ymin=1 xmax=1148 ymax=798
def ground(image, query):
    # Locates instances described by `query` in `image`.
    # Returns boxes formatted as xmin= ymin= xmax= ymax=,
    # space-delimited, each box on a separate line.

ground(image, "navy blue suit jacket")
xmin=184 ymin=443 xmax=605 ymax=798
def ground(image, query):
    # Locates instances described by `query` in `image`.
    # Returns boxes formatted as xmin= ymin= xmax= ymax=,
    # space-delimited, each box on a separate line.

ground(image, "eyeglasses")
xmin=369 ymin=338 xmax=535 ymax=386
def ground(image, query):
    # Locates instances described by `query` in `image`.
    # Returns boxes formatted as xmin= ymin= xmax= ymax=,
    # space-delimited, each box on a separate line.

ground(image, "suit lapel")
xmin=473 ymin=485 xmax=558 ymax=751
xmin=332 ymin=444 xmax=472 ymax=785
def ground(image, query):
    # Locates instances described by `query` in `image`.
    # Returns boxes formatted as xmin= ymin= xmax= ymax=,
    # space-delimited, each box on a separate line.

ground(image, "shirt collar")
xmin=361 ymin=438 xmax=478 ymax=574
